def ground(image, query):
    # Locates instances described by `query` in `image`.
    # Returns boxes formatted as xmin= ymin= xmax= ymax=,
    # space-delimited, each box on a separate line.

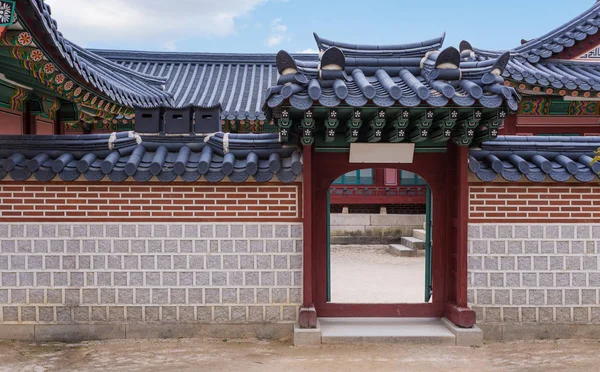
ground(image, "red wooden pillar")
xmin=499 ymin=114 xmax=517 ymax=135
xmin=55 ymin=111 xmax=65 ymax=135
xmin=0 ymin=27 xmax=7 ymax=39
xmin=444 ymin=143 xmax=476 ymax=327
xmin=299 ymin=144 xmax=317 ymax=328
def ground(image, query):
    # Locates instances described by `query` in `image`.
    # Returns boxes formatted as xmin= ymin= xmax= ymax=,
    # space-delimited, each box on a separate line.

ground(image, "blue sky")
xmin=45 ymin=0 xmax=594 ymax=53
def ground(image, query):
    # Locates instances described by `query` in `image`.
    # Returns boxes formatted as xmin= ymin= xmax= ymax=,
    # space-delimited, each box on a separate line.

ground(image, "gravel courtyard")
xmin=330 ymin=245 xmax=426 ymax=303
xmin=1 ymin=338 xmax=600 ymax=372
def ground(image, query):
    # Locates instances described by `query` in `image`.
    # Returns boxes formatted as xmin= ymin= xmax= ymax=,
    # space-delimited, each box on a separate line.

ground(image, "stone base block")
xmin=0 ymin=323 xmax=294 ymax=342
xmin=0 ymin=325 xmax=35 ymax=341
xmin=294 ymin=322 xmax=322 ymax=346
xmin=441 ymin=318 xmax=483 ymax=347
xmin=35 ymin=324 xmax=126 ymax=343
xmin=127 ymin=323 xmax=293 ymax=340
xmin=479 ymin=323 xmax=600 ymax=341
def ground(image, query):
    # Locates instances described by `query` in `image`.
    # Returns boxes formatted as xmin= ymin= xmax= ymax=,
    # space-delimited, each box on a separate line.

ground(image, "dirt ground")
xmin=1 ymin=338 xmax=600 ymax=372
xmin=330 ymin=245 xmax=426 ymax=303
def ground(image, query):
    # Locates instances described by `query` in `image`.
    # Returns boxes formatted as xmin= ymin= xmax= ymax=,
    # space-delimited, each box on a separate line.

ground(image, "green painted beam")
xmin=1 ymin=68 xmax=63 ymax=99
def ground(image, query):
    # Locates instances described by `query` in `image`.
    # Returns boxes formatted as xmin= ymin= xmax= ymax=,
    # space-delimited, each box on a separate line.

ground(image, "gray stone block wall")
xmin=469 ymin=224 xmax=600 ymax=324
xmin=0 ymin=223 xmax=303 ymax=324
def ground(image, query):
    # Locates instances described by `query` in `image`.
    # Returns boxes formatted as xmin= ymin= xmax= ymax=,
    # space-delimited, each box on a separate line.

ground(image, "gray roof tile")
xmin=470 ymin=136 xmax=600 ymax=183
xmin=476 ymin=2 xmax=600 ymax=63
xmin=21 ymin=0 xmax=172 ymax=108
xmin=264 ymin=43 xmax=520 ymax=113
xmin=0 ymin=132 xmax=302 ymax=183
xmin=94 ymin=50 xmax=319 ymax=120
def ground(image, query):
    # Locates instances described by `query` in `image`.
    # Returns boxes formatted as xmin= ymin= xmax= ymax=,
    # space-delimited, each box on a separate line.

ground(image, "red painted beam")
xmin=299 ymin=144 xmax=317 ymax=328
xmin=515 ymin=115 xmax=600 ymax=136
xmin=499 ymin=114 xmax=517 ymax=135
xmin=517 ymin=115 xmax=600 ymax=126
xmin=318 ymin=303 xmax=444 ymax=318
xmin=554 ymin=32 xmax=600 ymax=60
xmin=329 ymin=186 xmax=427 ymax=205
xmin=312 ymin=151 xmax=451 ymax=318
xmin=443 ymin=144 xmax=476 ymax=328
xmin=455 ymin=145 xmax=469 ymax=308
xmin=444 ymin=303 xmax=476 ymax=328
xmin=330 ymin=196 xmax=426 ymax=205
xmin=0 ymin=27 xmax=7 ymax=39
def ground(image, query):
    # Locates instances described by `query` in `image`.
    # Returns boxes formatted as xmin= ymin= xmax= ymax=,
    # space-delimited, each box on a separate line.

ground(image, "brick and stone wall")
xmin=0 ymin=183 xmax=301 ymax=221
xmin=0 ymin=182 xmax=303 ymax=341
xmin=468 ymin=184 xmax=600 ymax=340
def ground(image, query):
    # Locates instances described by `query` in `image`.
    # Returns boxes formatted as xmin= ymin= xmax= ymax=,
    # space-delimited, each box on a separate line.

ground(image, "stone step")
xmin=401 ymin=236 xmax=425 ymax=250
xmin=388 ymin=244 xmax=418 ymax=257
xmin=413 ymin=228 xmax=426 ymax=240
xmin=319 ymin=318 xmax=456 ymax=345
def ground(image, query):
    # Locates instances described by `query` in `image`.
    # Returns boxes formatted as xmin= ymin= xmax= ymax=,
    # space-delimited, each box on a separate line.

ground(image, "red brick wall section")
xmin=469 ymin=184 xmax=600 ymax=223
xmin=0 ymin=183 xmax=302 ymax=222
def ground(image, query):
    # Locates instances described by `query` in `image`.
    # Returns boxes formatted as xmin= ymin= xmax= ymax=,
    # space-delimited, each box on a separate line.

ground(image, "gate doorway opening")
xmin=327 ymin=168 xmax=433 ymax=304
xmin=306 ymin=148 xmax=473 ymax=324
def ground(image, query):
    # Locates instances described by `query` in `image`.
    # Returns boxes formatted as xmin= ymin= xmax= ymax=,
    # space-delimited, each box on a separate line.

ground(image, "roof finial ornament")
xmin=492 ymin=52 xmax=511 ymax=76
xmin=435 ymin=47 xmax=461 ymax=70
xmin=276 ymin=50 xmax=298 ymax=75
xmin=319 ymin=47 xmax=345 ymax=79
xmin=459 ymin=41 xmax=476 ymax=60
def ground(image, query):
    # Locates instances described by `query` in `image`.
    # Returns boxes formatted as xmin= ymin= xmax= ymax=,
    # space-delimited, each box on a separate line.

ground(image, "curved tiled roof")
xmin=466 ymin=3 xmax=600 ymax=95
xmin=313 ymin=32 xmax=445 ymax=57
xmin=94 ymin=50 xmax=319 ymax=120
xmin=469 ymin=136 xmax=600 ymax=183
xmin=16 ymin=0 xmax=171 ymax=107
xmin=460 ymin=39 xmax=600 ymax=95
xmin=265 ymin=43 xmax=520 ymax=113
xmin=0 ymin=132 xmax=302 ymax=183
xmin=504 ymin=58 xmax=600 ymax=92
xmin=476 ymin=2 xmax=600 ymax=64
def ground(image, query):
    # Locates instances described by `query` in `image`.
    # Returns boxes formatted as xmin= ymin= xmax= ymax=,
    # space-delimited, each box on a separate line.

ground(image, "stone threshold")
xmin=294 ymin=318 xmax=483 ymax=347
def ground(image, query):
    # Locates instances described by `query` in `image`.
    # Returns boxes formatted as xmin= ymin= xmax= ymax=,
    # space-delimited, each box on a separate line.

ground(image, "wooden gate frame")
xmin=299 ymin=143 xmax=475 ymax=328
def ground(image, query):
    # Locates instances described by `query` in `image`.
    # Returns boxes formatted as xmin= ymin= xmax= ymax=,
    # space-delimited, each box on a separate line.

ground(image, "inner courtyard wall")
xmin=468 ymin=183 xmax=600 ymax=340
xmin=0 ymin=182 xmax=303 ymax=341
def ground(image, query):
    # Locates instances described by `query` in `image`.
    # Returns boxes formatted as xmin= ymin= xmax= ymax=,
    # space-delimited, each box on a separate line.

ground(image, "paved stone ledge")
xmin=0 ymin=323 xmax=294 ymax=342
xmin=478 ymin=323 xmax=600 ymax=341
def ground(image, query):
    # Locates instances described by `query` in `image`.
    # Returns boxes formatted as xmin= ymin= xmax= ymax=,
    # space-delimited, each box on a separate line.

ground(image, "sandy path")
xmin=330 ymin=245 xmax=426 ymax=303
xmin=1 ymin=338 xmax=600 ymax=372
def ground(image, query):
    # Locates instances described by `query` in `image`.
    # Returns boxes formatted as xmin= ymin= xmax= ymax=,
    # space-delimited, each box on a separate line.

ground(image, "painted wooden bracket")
xmin=324 ymin=108 xmax=339 ymax=143
xmin=429 ymin=108 xmax=459 ymax=142
xmin=409 ymin=108 xmax=435 ymax=142
xmin=345 ymin=108 xmax=362 ymax=143
xmin=277 ymin=108 xmax=292 ymax=142
xmin=452 ymin=108 xmax=483 ymax=146
xmin=387 ymin=108 xmax=410 ymax=143
xmin=367 ymin=108 xmax=386 ymax=143
xmin=300 ymin=109 xmax=315 ymax=146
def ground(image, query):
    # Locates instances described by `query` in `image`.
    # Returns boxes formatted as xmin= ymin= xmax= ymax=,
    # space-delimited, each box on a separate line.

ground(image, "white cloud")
xmin=266 ymin=18 xmax=291 ymax=47
xmin=44 ymin=0 xmax=269 ymax=50
xmin=297 ymin=48 xmax=318 ymax=54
